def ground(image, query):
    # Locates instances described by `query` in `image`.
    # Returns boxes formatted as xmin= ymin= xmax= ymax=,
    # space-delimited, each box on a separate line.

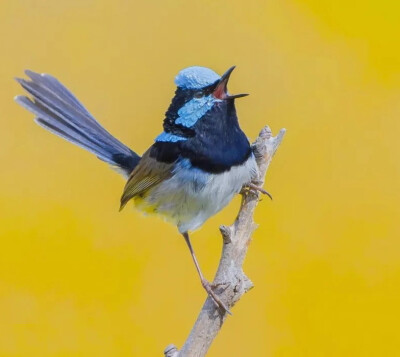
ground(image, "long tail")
xmin=15 ymin=70 xmax=140 ymax=177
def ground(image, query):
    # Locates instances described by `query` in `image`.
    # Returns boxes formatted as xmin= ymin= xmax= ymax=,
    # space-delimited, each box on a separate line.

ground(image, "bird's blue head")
xmin=152 ymin=66 xmax=252 ymax=173
xmin=156 ymin=66 xmax=248 ymax=143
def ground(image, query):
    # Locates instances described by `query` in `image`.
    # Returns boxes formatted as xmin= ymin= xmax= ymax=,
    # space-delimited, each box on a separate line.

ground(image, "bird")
xmin=15 ymin=66 xmax=271 ymax=313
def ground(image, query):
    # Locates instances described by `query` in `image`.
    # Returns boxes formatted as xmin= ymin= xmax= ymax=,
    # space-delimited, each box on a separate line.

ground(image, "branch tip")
xmin=259 ymin=125 xmax=272 ymax=139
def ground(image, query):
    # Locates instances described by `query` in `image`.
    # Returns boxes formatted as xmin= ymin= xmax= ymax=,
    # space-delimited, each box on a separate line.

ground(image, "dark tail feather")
xmin=15 ymin=70 xmax=140 ymax=177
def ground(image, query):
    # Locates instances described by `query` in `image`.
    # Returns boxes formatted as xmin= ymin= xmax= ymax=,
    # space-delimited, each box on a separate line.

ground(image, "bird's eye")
xmin=194 ymin=91 xmax=203 ymax=98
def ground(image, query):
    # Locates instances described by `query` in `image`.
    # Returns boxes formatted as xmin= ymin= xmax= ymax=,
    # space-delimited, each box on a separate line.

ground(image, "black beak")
xmin=213 ymin=66 xmax=249 ymax=100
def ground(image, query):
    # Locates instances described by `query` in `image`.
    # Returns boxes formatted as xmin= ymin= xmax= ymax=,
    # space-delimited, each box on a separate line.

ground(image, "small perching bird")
xmin=15 ymin=66 xmax=271 ymax=313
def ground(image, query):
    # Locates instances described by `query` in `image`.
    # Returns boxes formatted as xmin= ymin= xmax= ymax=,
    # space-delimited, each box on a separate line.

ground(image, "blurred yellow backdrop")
xmin=0 ymin=0 xmax=399 ymax=356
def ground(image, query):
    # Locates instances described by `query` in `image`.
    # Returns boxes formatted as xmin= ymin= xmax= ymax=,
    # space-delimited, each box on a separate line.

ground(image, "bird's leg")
xmin=243 ymin=183 xmax=273 ymax=200
xmin=182 ymin=232 xmax=232 ymax=315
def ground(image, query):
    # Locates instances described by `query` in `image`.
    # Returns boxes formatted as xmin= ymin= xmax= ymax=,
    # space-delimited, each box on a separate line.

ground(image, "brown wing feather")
xmin=120 ymin=149 xmax=173 ymax=210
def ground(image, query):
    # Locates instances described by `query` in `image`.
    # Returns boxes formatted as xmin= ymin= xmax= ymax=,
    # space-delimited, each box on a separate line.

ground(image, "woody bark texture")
xmin=164 ymin=126 xmax=286 ymax=357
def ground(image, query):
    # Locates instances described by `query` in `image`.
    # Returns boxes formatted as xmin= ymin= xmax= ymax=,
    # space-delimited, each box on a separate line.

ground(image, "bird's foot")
xmin=201 ymin=278 xmax=232 ymax=315
xmin=242 ymin=183 xmax=273 ymax=200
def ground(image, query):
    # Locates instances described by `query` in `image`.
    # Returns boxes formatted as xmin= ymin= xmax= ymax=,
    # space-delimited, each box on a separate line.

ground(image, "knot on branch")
xmin=219 ymin=225 xmax=233 ymax=244
xmin=212 ymin=268 xmax=254 ymax=310
xmin=231 ymin=272 xmax=254 ymax=296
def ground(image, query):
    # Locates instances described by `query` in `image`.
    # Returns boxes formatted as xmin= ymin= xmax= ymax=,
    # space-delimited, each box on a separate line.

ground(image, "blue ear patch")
xmin=155 ymin=131 xmax=187 ymax=143
xmin=175 ymin=95 xmax=220 ymax=128
xmin=175 ymin=66 xmax=220 ymax=89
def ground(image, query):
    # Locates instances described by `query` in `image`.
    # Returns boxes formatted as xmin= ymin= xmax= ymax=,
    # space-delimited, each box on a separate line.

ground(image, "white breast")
xmin=139 ymin=155 xmax=258 ymax=233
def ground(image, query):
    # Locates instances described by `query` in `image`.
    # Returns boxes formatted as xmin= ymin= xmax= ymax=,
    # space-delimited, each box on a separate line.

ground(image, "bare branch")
xmin=164 ymin=126 xmax=286 ymax=357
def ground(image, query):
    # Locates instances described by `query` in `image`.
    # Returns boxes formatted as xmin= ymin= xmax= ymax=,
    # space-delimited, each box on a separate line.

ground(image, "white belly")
xmin=136 ymin=155 xmax=258 ymax=233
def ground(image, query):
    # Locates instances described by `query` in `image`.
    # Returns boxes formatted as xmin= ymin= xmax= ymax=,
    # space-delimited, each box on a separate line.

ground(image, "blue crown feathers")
xmin=174 ymin=66 xmax=220 ymax=89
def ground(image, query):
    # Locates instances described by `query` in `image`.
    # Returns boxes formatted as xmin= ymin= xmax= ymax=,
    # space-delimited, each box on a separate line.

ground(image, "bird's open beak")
xmin=213 ymin=66 xmax=249 ymax=100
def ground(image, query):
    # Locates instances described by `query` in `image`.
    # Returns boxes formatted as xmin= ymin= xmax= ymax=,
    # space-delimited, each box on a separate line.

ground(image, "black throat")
xmin=179 ymin=100 xmax=251 ymax=173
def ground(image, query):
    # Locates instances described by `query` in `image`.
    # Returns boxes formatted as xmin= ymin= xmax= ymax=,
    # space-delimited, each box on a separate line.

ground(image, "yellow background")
xmin=0 ymin=0 xmax=399 ymax=356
